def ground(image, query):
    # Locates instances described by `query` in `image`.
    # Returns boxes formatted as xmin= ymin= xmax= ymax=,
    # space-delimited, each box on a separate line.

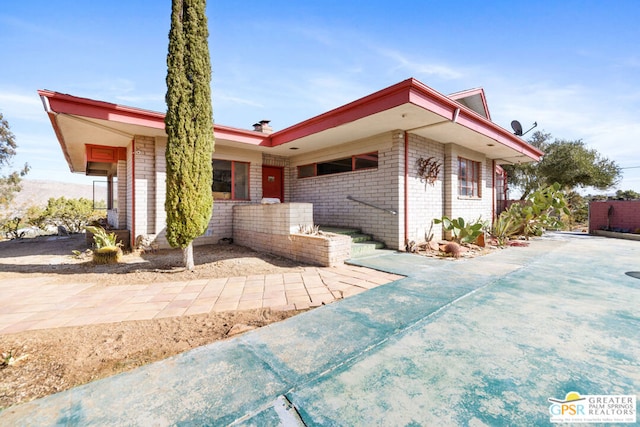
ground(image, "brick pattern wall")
xmin=133 ymin=136 xmax=157 ymax=235
xmin=589 ymin=200 xmax=640 ymax=233
xmin=195 ymin=162 xmax=262 ymax=246
xmin=117 ymin=160 xmax=127 ymax=228
xmin=154 ymin=138 xmax=166 ymax=236
xmin=233 ymin=202 xmax=313 ymax=235
xmin=406 ymin=133 xmax=445 ymax=245
xmin=290 ymin=234 xmax=351 ymax=267
xmin=126 ymin=145 xmax=133 ymax=234
xmin=233 ymin=203 xmax=351 ymax=266
xmin=443 ymin=143 xmax=493 ymax=237
xmin=290 ymin=132 xmax=402 ymax=249
xmin=141 ymin=144 xmax=264 ymax=249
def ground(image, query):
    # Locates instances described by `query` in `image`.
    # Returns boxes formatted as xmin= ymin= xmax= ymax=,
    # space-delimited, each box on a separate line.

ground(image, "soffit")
xmin=266 ymin=104 xmax=535 ymax=164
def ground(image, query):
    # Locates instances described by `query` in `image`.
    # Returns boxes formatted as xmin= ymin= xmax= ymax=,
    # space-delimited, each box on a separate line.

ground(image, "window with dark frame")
xmin=212 ymin=159 xmax=250 ymax=200
xmin=458 ymin=157 xmax=481 ymax=197
xmin=297 ymin=152 xmax=378 ymax=178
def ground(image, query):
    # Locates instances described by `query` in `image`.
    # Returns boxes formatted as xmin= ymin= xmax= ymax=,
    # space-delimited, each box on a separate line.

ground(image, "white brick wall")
xmin=133 ymin=136 xmax=156 ymax=235
xmin=233 ymin=203 xmax=351 ymax=266
xmin=443 ymin=143 xmax=493 ymax=238
xmin=290 ymin=132 xmax=402 ymax=249
xmin=405 ymin=133 xmax=445 ymax=245
xmin=117 ymin=160 xmax=127 ymax=228
xmin=123 ymin=131 xmax=498 ymax=251
xmin=154 ymin=137 xmax=166 ymax=236
xmin=126 ymin=145 xmax=133 ymax=235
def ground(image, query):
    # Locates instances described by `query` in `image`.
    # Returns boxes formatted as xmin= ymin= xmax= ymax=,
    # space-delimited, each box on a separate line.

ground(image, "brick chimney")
xmin=252 ymin=119 xmax=273 ymax=134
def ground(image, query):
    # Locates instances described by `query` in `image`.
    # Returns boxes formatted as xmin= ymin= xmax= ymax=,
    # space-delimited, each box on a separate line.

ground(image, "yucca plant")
xmin=491 ymin=211 xmax=520 ymax=246
xmin=85 ymin=225 xmax=122 ymax=264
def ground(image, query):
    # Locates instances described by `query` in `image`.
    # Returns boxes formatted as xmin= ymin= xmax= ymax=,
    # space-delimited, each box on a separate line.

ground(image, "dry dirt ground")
xmin=0 ymin=234 xmax=310 ymax=410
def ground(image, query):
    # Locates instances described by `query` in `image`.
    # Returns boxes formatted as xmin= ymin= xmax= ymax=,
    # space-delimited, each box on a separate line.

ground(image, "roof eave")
xmin=270 ymin=78 xmax=541 ymax=162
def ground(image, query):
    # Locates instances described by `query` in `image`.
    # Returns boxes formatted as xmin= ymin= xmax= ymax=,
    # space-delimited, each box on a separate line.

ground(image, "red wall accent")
xmin=589 ymin=200 xmax=640 ymax=233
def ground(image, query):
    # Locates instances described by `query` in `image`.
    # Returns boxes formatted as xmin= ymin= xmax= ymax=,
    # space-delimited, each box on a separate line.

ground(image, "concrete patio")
xmin=1 ymin=232 xmax=638 ymax=425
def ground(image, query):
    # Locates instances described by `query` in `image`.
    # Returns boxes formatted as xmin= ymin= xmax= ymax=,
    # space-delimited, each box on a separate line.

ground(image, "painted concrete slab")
xmin=1 ymin=233 xmax=638 ymax=425
xmin=289 ymin=235 xmax=640 ymax=425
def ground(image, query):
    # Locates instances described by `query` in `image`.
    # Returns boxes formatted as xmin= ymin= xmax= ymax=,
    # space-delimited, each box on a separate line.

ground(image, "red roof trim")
xmin=38 ymin=77 xmax=542 ymax=162
xmin=270 ymin=79 xmax=413 ymax=146
xmin=37 ymin=90 xmax=269 ymax=145
xmin=269 ymin=78 xmax=542 ymax=160
xmin=38 ymin=90 xmax=165 ymax=129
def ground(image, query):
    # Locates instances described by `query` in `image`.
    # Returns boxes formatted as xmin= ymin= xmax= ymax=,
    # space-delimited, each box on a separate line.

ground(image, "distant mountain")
xmin=5 ymin=179 xmax=107 ymax=211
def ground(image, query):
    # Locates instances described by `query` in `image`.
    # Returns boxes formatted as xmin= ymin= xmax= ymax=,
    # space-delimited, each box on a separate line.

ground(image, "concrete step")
xmin=350 ymin=233 xmax=374 ymax=243
xmin=319 ymin=226 xmax=362 ymax=236
xmin=351 ymin=240 xmax=386 ymax=258
xmin=319 ymin=226 xmax=386 ymax=258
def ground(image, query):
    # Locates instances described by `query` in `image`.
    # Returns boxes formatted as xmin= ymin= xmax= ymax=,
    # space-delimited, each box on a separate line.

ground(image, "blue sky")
xmin=1 ymin=0 xmax=639 ymax=193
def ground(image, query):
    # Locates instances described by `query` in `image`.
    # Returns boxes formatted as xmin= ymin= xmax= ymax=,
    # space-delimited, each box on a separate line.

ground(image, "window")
xmin=298 ymin=164 xmax=315 ymax=178
xmin=298 ymin=152 xmax=378 ymax=178
xmin=212 ymin=160 xmax=250 ymax=200
xmin=458 ymin=157 xmax=481 ymax=197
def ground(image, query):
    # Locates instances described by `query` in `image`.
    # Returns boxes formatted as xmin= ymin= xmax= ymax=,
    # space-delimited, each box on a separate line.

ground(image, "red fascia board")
xmin=455 ymin=108 xmax=543 ymax=160
xmin=407 ymin=81 xmax=542 ymax=160
xmin=408 ymin=85 xmax=459 ymax=119
xmin=270 ymin=78 xmax=540 ymax=162
xmin=39 ymin=90 xmax=166 ymax=129
xmin=270 ymin=79 xmax=414 ymax=146
xmin=38 ymin=90 xmax=269 ymax=145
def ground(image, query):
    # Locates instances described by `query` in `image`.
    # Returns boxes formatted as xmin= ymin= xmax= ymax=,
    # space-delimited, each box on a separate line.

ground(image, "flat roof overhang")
xmin=266 ymin=79 xmax=542 ymax=164
xmin=38 ymin=78 xmax=542 ymax=176
xmin=38 ymin=90 xmax=270 ymax=174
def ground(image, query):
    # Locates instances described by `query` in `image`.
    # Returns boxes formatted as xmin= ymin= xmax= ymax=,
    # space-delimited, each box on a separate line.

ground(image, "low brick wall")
xmin=233 ymin=203 xmax=351 ymax=266
xmin=290 ymin=233 xmax=352 ymax=266
xmin=589 ymin=200 xmax=640 ymax=233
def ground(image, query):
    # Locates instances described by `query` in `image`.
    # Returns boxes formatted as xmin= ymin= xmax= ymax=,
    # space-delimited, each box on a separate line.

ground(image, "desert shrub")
xmin=0 ymin=215 xmax=25 ymax=239
xmin=24 ymin=205 xmax=48 ymax=231
xmin=564 ymin=191 xmax=588 ymax=228
xmin=496 ymin=183 xmax=570 ymax=240
xmin=42 ymin=197 xmax=104 ymax=233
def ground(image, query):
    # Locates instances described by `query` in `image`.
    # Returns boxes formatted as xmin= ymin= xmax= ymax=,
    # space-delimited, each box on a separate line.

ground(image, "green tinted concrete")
xmin=2 ymin=233 xmax=639 ymax=425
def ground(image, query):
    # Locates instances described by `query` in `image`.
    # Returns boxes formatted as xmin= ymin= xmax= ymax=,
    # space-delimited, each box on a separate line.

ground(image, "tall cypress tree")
xmin=165 ymin=0 xmax=214 ymax=270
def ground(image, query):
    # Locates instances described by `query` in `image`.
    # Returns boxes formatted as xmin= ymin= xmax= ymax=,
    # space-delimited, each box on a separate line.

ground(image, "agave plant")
xmin=85 ymin=226 xmax=122 ymax=264
xmin=490 ymin=212 xmax=520 ymax=246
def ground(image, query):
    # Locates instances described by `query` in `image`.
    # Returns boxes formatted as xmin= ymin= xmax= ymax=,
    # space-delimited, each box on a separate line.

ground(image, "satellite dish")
xmin=511 ymin=120 xmax=523 ymax=136
xmin=511 ymin=120 xmax=538 ymax=136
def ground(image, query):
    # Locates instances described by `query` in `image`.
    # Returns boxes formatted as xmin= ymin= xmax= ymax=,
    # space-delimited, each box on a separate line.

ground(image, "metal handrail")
xmin=347 ymin=195 xmax=397 ymax=215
